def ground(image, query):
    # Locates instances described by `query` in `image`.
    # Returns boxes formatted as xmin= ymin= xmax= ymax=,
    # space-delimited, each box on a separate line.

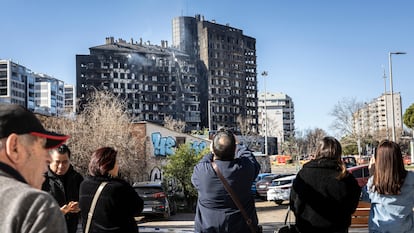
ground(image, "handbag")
xmin=211 ymin=161 xmax=262 ymax=233
xmin=85 ymin=182 xmax=108 ymax=233
xmin=277 ymin=206 xmax=299 ymax=233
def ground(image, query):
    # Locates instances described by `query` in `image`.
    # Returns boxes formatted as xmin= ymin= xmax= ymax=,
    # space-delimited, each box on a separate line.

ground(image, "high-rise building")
xmin=258 ymin=92 xmax=295 ymax=143
xmin=77 ymin=15 xmax=258 ymax=133
xmin=172 ymin=15 xmax=258 ymax=133
xmin=353 ymin=93 xmax=402 ymax=139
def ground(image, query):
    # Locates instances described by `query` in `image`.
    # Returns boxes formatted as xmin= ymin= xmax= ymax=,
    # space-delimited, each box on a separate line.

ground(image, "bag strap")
xmin=284 ymin=206 xmax=294 ymax=226
xmin=85 ymin=182 xmax=108 ymax=233
xmin=211 ymin=161 xmax=257 ymax=233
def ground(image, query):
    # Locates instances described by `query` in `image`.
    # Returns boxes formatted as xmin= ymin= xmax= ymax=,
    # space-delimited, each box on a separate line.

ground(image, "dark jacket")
xmin=42 ymin=165 xmax=83 ymax=233
xmin=79 ymin=175 xmax=143 ymax=233
xmin=290 ymin=158 xmax=361 ymax=233
xmin=191 ymin=145 xmax=261 ymax=233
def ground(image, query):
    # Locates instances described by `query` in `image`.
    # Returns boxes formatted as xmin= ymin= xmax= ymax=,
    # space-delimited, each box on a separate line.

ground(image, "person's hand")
xmin=368 ymin=156 xmax=375 ymax=176
xmin=61 ymin=201 xmax=80 ymax=214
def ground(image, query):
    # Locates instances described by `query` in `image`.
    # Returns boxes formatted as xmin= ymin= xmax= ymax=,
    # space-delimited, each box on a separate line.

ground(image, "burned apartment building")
xmin=76 ymin=15 xmax=258 ymax=133
xmin=76 ymin=37 xmax=202 ymax=131
xmin=173 ymin=15 xmax=258 ymax=133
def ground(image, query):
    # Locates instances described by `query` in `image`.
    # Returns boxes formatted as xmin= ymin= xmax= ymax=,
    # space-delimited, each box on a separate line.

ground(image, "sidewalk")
xmin=138 ymin=212 xmax=368 ymax=233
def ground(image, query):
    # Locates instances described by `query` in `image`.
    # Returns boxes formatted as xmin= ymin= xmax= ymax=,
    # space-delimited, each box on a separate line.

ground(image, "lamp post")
xmin=388 ymin=52 xmax=406 ymax=142
xmin=261 ymin=71 xmax=268 ymax=156
xmin=383 ymin=69 xmax=389 ymax=140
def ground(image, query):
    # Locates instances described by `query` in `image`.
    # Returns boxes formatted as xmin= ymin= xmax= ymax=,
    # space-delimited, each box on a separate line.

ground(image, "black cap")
xmin=0 ymin=104 xmax=69 ymax=149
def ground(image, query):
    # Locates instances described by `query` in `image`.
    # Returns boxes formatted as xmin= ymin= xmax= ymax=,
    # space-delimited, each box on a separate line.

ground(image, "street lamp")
xmin=388 ymin=52 xmax=406 ymax=142
xmin=382 ymin=68 xmax=389 ymax=140
xmin=261 ymin=71 xmax=268 ymax=155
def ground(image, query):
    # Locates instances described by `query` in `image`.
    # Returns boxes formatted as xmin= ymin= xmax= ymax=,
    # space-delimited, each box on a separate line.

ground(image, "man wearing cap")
xmin=0 ymin=103 xmax=69 ymax=233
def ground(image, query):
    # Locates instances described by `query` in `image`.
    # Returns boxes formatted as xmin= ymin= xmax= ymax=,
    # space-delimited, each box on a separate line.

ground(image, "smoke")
xmin=126 ymin=53 xmax=152 ymax=67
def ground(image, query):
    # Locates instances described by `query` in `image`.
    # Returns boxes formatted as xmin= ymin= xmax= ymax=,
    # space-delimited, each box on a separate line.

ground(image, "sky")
xmin=2 ymin=0 xmax=413 ymax=136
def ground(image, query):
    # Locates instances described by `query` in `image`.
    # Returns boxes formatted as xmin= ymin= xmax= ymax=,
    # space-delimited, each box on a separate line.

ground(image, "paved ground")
xmin=138 ymin=199 xmax=368 ymax=233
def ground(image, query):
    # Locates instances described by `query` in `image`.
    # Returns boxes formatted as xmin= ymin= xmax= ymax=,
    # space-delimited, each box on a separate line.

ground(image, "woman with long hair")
xmin=364 ymin=140 xmax=414 ymax=232
xmin=290 ymin=136 xmax=361 ymax=233
xmin=79 ymin=147 xmax=143 ymax=233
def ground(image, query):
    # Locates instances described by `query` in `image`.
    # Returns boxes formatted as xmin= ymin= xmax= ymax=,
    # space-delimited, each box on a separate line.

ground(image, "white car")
xmin=266 ymin=174 xmax=296 ymax=204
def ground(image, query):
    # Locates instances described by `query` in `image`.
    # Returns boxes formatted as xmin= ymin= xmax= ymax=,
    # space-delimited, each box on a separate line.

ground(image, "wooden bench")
xmin=350 ymin=201 xmax=371 ymax=228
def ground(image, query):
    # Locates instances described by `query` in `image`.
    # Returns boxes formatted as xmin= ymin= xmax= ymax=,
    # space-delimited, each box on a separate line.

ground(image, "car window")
xmin=134 ymin=187 xmax=163 ymax=195
xmin=272 ymin=180 xmax=292 ymax=186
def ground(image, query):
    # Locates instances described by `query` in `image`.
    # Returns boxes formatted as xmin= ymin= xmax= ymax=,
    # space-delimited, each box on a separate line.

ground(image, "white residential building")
xmin=258 ymin=92 xmax=295 ymax=143
xmin=0 ymin=59 xmax=65 ymax=116
xmin=353 ymin=93 xmax=402 ymax=139
xmin=34 ymin=73 xmax=65 ymax=116
xmin=64 ymin=84 xmax=76 ymax=116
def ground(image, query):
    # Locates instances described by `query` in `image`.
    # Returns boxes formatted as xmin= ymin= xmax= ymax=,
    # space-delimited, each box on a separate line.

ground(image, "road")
xmin=137 ymin=199 xmax=367 ymax=233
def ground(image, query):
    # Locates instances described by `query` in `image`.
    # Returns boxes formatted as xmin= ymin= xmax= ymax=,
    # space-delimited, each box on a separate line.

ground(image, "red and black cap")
xmin=0 ymin=104 xmax=69 ymax=149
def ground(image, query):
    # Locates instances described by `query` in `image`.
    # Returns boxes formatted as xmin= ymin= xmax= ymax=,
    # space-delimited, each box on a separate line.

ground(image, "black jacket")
xmin=290 ymin=158 xmax=361 ymax=233
xmin=42 ymin=165 xmax=84 ymax=233
xmin=79 ymin=175 xmax=143 ymax=233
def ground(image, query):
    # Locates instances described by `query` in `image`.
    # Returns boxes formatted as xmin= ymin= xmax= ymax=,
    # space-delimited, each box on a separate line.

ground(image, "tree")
xmin=162 ymin=144 xmax=209 ymax=212
xmin=404 ymin=103 xmax=414 ymax=129
xmin=164 ymin=115 xmax=186 ymax=133
xmin=236 ymin=114 xmax=255 ymax=136
xmin=304 ymin=128 xmax=327 ymax=155
xmin=330 ymin=97 xmax=363 ymax=138
xmin=40 ymin=91 xmax=146 ymax=182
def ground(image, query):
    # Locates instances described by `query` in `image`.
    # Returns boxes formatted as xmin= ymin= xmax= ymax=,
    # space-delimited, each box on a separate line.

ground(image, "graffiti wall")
xmin=137 ymin=122 xmax=210 ymax=181
xmin=150 ymin=131 xmax=208 ymax=157
xmin=132 ymin=122 xmax=272 ymax=182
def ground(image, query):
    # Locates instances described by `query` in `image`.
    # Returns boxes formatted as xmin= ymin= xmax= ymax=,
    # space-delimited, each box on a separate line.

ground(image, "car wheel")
xmin=170 ymin=200 xmax=177 ymax=216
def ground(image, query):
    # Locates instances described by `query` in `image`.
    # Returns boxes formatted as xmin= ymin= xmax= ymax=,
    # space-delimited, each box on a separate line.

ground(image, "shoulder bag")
xmin=277 ymin=206 xmax=299 ymax=233
xmin=211 ymin=161 xmax=262 ymax=233
xmin=85 ymin=182 xmax=108 ymax=233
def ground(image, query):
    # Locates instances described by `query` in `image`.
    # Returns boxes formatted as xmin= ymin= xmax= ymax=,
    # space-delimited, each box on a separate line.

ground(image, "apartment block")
xmin=258 ymin=92 xmax=295 ymax=142
xmin=172 ymin=15 xmax=258 ymax=132
xmin=77 ymin=15 xmax=258 ymax=133
xmin=353 ymin=93 xmax=402 ymax=139
xmin=0 ymin=60 xmax=35 ymax=109
xmin=0 ymin=59 xmax=66 ymax=116
xmin=64 ymin=84 xmax=76 ymax=116
xmin=76 ymin=37 xmax=202 ymax=131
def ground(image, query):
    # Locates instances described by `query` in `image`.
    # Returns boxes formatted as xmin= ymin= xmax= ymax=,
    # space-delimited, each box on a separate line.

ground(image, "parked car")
xmin=251 ymin=173 xmax=274 ymax=196
xmin=347 ymin=164 xmax=369 ymax=187
xmin=267 ymin=174 xmax=297 ymax=204
xmin=256 ymin=173 xmax=294 ymax=199
xmin=342 ymin=156 xmax=357 ymax=168
xmin=133 ymin=181 xmax=177 ymax=219
xmin=358 ymin=155 xmax=371 ymax=165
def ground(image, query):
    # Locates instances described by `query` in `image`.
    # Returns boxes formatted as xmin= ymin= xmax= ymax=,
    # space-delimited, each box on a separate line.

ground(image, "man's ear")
xmin=5 ymin=134 xmax=21 ymax=163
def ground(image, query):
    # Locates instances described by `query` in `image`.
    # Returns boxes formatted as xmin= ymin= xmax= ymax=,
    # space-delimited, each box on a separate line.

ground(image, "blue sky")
xmin=2 ymin=0 xmax=413 ymax=136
